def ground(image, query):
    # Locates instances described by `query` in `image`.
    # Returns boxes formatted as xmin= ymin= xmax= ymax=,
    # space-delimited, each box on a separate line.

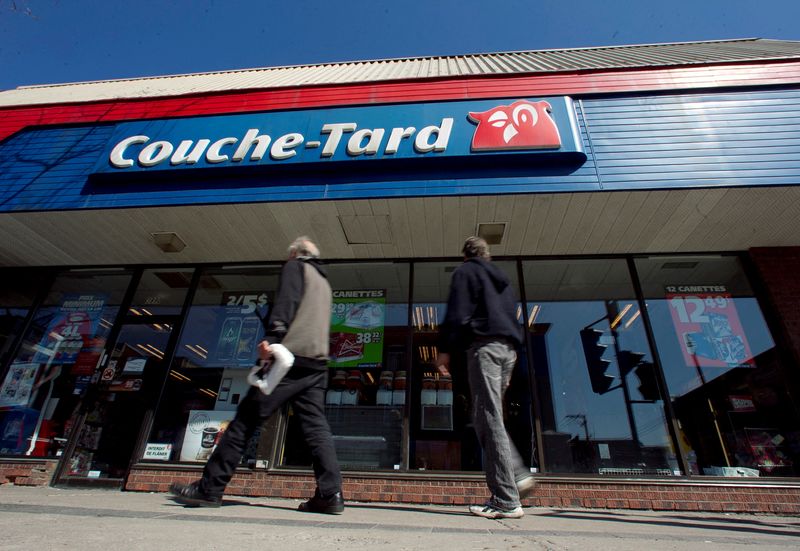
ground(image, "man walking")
xmin=170 ymin=236 xmax=344 ymax=514
xmin=436 ymin=236 xmax=535 ymax=519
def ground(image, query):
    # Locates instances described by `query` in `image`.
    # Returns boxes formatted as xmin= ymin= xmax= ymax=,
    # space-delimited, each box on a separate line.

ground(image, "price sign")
xmin=222 ymin=292 xmax=268 ymax=315
xmin=329 ymin=290 xmax=386 ymax=368
xmin=665 ymin=285 xmax=753 ymax=368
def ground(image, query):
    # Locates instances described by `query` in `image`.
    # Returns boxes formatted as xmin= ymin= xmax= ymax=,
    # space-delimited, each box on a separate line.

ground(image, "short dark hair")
xmin=462 ymin=236 xmax=490 ymax=259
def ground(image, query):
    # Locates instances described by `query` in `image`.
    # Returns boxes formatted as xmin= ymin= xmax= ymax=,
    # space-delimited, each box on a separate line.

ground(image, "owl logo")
xmin=468 ymin=100 xmax=562 ymax=151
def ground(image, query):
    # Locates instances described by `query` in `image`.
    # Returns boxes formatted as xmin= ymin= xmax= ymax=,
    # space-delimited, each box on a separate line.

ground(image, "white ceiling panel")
xmin=1 ymin=187 xmax=800 ymax=268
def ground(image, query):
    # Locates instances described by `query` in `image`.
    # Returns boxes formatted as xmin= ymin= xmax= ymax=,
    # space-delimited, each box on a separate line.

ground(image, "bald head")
xmin=288 ymin=236 xmax=320 ymax=259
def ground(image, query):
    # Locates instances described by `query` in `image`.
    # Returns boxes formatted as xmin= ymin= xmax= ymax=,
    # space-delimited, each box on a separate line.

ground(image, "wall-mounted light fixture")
xmin=151 ymin=232 xmax=186 ymax=253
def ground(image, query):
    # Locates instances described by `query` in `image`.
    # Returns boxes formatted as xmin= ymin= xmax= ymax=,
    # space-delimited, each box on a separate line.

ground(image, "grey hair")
xmin=288 ymin=236 xmax=320 ymax=258
xmin=462 ymin=236 xmax=490 ymax=259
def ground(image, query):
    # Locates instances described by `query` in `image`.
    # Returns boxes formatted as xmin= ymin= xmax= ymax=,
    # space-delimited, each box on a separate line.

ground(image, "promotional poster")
xmin=34 ymin=294 xmax=107 ymax=365
xmin=179 ymin=409 xmax=235 ymax=462
xmin=329 ymin=290 xmax=386 ymax=368
xmin=666 ymin=285 xmax=754 ymax=368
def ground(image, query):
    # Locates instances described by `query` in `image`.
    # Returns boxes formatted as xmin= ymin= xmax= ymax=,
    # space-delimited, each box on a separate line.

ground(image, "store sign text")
xmin=109 ymin=120 xmax=454 ymax=169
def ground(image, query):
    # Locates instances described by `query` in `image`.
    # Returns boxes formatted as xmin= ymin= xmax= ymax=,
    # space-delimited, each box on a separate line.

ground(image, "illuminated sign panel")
xmin=93 ymin=97 xmax=584 ymax=175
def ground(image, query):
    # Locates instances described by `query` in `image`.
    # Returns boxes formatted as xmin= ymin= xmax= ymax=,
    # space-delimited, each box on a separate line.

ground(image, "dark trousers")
xmin=198 ymin=366 xmax=342 ymax=498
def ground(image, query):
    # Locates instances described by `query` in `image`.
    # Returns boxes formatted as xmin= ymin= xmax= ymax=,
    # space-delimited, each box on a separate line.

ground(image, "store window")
xmin=0 ymin=270 xmax=47 ymax=370
xmin=128 ymin=268 xmax=195 ymax=316
xmin=147 ymin=265 xmax=278 ymax=464
xmin=284 ymin=262 xmax=409 ymax=471
xmin=523 ymin=259 xmax=676 ymax=476
xmin=409 ymin=260 xmax=532 ymax=472
xmin=0 ymin=269 xmax=132 ymax=458
xmin=635 ymin=255 xmax=800 ymax=477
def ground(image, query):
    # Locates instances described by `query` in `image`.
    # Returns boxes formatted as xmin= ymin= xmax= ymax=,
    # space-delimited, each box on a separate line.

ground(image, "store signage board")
xmin=92 ymin=97 xmax=585 ymax=175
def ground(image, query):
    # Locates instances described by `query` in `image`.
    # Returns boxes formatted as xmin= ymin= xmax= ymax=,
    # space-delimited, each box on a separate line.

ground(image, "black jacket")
xmin=438 ymin=257 xmax=523 ymax=353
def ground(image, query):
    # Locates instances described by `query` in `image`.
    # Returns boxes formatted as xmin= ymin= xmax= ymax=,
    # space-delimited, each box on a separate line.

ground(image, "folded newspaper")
xmin=246 ymin=343 xmax=294 ymax=395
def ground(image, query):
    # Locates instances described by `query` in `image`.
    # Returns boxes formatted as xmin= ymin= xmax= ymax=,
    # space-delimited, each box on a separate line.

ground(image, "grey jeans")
xmin=467 ymin=340 xmax=529 ymax=510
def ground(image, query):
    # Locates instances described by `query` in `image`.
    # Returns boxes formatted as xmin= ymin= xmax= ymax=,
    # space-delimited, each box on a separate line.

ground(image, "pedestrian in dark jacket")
xmin=170 ymin=236 xmax=344 ymax=514
xmin=436 ymin=236 xmax=536 ymax=519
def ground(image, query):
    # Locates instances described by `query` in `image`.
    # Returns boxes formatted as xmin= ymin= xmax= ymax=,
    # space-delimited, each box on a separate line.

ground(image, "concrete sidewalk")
xmin=0 ymin=485 xmax=798 ymax=550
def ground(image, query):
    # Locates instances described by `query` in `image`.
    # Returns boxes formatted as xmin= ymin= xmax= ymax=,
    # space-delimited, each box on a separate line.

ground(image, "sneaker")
xmin=469 ymin=503 xmax=524 ymax=519
xmin=169 ymin=482 xmax=222 ymax=508
xmin=298 ymin=490 xmax=345 ymax=514
xmin=516 ymin=476 xmax=538 ymax=499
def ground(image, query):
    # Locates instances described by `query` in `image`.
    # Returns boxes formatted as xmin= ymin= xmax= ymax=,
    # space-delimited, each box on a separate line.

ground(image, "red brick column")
xmin=748 ymin=247 xmax=800 ymax=368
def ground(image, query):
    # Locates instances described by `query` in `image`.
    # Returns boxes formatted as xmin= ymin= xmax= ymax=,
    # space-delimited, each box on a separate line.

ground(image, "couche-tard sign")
xmin=94 ymin=97 xmax=584 ymax=174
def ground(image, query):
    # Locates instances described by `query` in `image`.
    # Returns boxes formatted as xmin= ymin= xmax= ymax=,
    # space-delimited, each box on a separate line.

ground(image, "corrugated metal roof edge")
xmin=3 ymin=55 xmax=800 ymax=115
xmin=9 ymin=37 xmax=779 ymax=91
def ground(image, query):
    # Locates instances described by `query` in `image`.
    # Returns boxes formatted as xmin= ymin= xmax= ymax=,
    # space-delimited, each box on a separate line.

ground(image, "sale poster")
xmin=329 ymin=290 xmax=385 ymax=368
xmin=35 ymin=294 xmax=107 ymax=365
xmin=666 ymin=285 xmax=754 ymax=368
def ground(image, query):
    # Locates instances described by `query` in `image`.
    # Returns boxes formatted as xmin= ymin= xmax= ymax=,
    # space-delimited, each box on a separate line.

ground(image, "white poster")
xmin=0 ymin=363 xmax=39 ymax=408
xmin=179 ymin=409 xmax=235 ymax=462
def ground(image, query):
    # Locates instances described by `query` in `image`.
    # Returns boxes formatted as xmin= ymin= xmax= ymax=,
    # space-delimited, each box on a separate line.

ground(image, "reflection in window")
xmin=0 ymin=270 xmax=131 ymax=459
xmin=524 ymin=259 xmax=676 ymax=476
xmin=128 ymin=268 xmax=195 ymax=317
xmin=636 ymin=255 xmax=799 ymax=477
xmin=148 ymin=266 xmax=279 ymax=464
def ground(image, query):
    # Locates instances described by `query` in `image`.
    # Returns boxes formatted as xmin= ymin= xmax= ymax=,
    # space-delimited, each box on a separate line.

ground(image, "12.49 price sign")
xmin=666 ymin=285 xmax=754 ymax=368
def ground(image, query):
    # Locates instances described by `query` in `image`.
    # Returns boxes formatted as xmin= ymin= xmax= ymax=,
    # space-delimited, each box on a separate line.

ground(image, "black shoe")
xmin=298 ymin=491 xmax=345 ymax=514
xmin=169 ymin=482 xmax=222 ymax=508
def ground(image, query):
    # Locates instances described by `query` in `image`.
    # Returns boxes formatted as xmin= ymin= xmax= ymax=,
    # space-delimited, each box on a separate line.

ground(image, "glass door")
xmin=55 ymin=321 xmax=174 ymax=486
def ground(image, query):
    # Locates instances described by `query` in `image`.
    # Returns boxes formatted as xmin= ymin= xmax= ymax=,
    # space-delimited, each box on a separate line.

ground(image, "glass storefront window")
xmin=128 ymin=268 xmax=195 ymax=316
xmin=409 ymin=260 xmax=533 ymax=472
xmin=283 ymin=262 xmax=409 ymax=470
xmin=0 ymin=269 xmax=132 ymax=458
xmin=635 ymin=255 xmax=800 ymax=477
xmin=523 ymin=259 xmax=676 ymax=476
xmin=147 ymin=265 xmax=279 ymax=464
xmin=0 ymin=270 xmax=47 ymax=369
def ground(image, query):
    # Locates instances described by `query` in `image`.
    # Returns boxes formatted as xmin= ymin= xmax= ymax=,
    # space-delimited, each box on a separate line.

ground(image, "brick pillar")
xmin=748 ymin=247 xmax=800 ymax=368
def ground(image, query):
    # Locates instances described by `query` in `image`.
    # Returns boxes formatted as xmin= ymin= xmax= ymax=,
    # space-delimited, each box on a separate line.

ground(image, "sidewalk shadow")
xmin=165 ymin=497 xmax=252 ymax=508
xmin=539 ymin=509 xmax=800 ymax=538
xmin=249 ymin=502 xmax=470 ymax=516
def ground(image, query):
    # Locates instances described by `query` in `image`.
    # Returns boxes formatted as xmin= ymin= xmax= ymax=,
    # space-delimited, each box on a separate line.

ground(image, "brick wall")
xmin=127 ymin=467 xmax=800 ymax=515
xmin=0 ymin=460 xmax=57 ymax=486
xmin=749 ymin=247 xmax=800 ymax=368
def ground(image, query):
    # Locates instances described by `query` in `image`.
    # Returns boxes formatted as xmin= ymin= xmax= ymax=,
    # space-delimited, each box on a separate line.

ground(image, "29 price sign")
xmin=665 ymin=285 xmax=754 ymax=368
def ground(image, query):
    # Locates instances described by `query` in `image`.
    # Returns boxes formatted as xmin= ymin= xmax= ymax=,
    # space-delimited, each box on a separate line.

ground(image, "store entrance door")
xmin=54 ymin=321 xmax=175 ymax=487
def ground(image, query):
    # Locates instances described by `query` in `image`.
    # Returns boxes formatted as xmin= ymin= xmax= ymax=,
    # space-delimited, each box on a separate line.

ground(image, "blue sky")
xmin=1 ymin=0 xmax=799 ymax=91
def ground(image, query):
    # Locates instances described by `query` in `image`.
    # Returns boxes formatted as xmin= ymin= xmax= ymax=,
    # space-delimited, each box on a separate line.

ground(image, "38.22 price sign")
xmin=665 ymin=285 xmax=754 ymax=368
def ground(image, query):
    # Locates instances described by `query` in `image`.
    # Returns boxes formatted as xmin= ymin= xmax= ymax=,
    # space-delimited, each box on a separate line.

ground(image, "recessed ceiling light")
xmin=476 ymin=223 xmax=506 ymax=245
xmin=151 ymin=232 xmax=186 ymax=253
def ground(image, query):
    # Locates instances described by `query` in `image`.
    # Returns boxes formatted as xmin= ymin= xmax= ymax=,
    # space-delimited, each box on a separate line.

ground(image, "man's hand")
xmin=257 ymin=340 xmax=272 ymax=362
xmin=435 ymin=352 xmax=450 ymax=377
